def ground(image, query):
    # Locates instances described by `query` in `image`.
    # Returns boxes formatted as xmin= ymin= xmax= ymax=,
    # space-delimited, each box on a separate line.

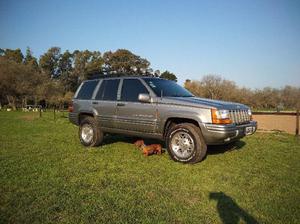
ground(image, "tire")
xmin=166 ymin=123 xmax=207 ymax=164
xmin=79 ymin=116 xmax=103 ymax=147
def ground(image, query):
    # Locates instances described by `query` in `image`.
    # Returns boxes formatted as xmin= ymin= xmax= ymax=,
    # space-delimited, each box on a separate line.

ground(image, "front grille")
xmin=229 ymin=110 xmax=250 ymax=124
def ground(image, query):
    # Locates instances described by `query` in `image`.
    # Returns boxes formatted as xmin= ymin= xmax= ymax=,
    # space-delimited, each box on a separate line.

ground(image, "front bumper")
xmin=201 ymin=121 xmax=257 ymax=145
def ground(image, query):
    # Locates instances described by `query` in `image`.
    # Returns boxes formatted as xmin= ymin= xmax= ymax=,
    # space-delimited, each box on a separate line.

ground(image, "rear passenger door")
xmin=115 ymin=78 xmax=157 ymax=133
xmin=93 ymin=79 xmax=120 ymax=128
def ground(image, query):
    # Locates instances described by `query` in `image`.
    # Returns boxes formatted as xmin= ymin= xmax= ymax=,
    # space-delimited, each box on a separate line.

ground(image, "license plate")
xmin=245 ymin=126 xmax=254 ymax=135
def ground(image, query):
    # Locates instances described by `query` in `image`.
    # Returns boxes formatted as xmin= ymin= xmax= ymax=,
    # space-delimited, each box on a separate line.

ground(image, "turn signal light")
xmin=211 ymin=109 xmax=232 ymax=124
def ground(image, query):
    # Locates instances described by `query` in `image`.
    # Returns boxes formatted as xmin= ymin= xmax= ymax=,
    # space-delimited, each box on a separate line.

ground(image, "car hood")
xmin=161 ymin=96 xmax=249 ymax=110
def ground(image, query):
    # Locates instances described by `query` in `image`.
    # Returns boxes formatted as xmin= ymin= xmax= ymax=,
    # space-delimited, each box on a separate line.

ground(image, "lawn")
xmin=0 ymin=111 xmax=299 ymax=224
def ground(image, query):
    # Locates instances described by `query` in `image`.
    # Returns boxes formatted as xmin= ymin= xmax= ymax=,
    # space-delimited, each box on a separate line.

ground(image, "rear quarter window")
xmin=76 ymin=80 xmax=99 ymax=99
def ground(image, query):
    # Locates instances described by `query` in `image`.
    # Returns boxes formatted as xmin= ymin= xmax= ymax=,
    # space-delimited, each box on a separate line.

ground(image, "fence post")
xmin=53 ymin=106 xmax=56 ymax=121
xmin=296 ymin=109 xmax=299 ymax=137
xmin=39 ymin=106 xmax=42 ymax=118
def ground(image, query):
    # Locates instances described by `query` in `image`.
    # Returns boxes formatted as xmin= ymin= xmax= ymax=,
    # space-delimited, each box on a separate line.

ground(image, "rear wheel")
xmin=166 ymin=123 xmax=207 ymax=163
xmin=79 ymin=116 xmax=103 ymax=147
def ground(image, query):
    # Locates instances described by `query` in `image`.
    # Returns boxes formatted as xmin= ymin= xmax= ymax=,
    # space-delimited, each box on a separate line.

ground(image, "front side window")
xmin=121 ymin=79 xmax=149 ymax=102
xmin=76 ymin=80 xmax=99 ymax=99
xmin=143 ymin=78 xmax=193 ymax=97
xmin=95 ymin=79 xmax=120 ymax=101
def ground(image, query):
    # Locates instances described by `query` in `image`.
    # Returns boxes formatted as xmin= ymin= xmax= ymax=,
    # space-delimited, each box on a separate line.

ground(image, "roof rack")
xmin=87 ymin=73 xmax=158 ymax=80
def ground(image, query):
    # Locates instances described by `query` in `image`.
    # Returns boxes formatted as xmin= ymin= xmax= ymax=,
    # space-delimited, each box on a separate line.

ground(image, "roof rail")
xmin=87 ymin=73 xmax=157 ymax=80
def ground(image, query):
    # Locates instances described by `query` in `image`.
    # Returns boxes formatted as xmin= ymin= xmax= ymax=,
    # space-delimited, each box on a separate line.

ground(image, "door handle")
xmin=92 ymin=101 xmax=98 ymax=105
xmin=117 ymin=103 xmax=126 ymax=107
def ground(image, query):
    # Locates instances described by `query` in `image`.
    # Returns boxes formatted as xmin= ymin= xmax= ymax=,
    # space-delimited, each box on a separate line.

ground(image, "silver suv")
xmin=69 ymin=76 xmax=257 ymax=163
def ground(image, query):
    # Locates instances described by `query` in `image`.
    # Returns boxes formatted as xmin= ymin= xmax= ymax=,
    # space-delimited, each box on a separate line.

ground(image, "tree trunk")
xmin=6 ymin=95 xmax=16 ymax=110
xmin=22 ymin=96 xmax=27 ymax=108
xmin=34 ymin=96 xmax=37 ymax=107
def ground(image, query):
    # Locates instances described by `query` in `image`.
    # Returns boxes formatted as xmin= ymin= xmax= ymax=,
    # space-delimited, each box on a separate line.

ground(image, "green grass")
xmin=0 ymin=111 xmax=299 ymax=224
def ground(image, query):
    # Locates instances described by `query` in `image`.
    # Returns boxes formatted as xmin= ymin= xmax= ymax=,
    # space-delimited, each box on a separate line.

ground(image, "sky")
xmin=0 ymin=0 xmax=299 ymax=88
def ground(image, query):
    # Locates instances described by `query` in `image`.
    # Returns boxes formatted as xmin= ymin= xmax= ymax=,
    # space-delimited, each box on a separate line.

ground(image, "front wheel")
xmin=79 ymin=116 xmax=103 ymax=147
xmin=166 ymin=123 xmax=207 ymax=163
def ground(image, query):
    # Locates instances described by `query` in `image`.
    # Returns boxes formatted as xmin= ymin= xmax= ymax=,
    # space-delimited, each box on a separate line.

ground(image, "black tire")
xmin=166 ymin=123 xmax=207 ymax=164
xmin=79 ymin=116 xmax=103 ymax=147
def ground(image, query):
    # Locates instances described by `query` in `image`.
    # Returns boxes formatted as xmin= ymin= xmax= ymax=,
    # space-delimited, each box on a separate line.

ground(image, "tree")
xmin=184 ymin=75 xmax=300 ymax=110
xmin=184 ymin=79 xmax=204 ymax=97
xmin=73 ymin=50 xmax=104 ymax=82
xmin=58 ymin=50 xmax=75 ymax=92
xmin=24 ymin=47 xmax=39 ymax=71
xmin=0 ymin=57 xmax=44 ymax=109
xmin=85 ymin=51 xmax=104 ymax=78
xmin=38 ymin=79 xmax=65 ymax=108
xmin=1 ymin=47 xmax=299 ymax=111
xmin=0 ymin=48 xmax=24 ymax=63
xmin=200 ymin=75 xmax=223 ymax=99
xmin=39 ymin=47 xmax=61 ymax=78
xmin=160 ymin=70 xmax=177 ymax=82
xmin=281 ymin=86 xmax=300 ymax=109
xmin=103 ymin=49 xmax=150 ymax=75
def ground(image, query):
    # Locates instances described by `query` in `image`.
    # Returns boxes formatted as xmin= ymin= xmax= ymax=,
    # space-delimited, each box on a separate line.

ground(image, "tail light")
xmin=68 ymin=102 xmax=74 ymax=113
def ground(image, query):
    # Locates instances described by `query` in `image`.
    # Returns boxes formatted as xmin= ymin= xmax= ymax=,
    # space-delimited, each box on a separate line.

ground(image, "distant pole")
xmin=296 ymin=109 xmax=299 ymax=137
xmin=53 ymin=106 xmax=56 ymax=121
xmin=39 ymin=106 xmax=42 ymax=118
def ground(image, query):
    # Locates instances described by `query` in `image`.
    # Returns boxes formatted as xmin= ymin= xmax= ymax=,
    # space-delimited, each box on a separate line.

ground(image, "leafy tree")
xmin=73 ymin=50 xmax=104 ymax=82
xmin=58 ymin=50 xmax=76 ymax=92
xmin=103 ymin=49 xmax=150 ymax=75
xmin=0 ymin=48 xmax=24 ymax=63
xmin=0 ymin=57 xmax=44 ymax=109
xmin=160 ymin=70 xmax=177 ymax=82
xmin=85 ymin=51 xmax=104 ymax=78
xmin=24 ymin=47 xmax=39 ymax=71
xmin=39 ymin=47 xmax=61 ymax=78
xmin=39 ymin=79 xmax=65 ymax=108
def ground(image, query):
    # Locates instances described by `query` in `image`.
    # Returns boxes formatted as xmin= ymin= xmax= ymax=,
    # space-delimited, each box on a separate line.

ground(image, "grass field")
xmin=0 ymin=111 xmax=299 ymax=224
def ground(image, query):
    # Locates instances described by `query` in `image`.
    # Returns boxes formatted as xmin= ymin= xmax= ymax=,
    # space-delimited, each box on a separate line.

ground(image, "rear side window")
xmin=76 ymin=80 xmax=98 ymax=99
xmin=121 ymin=79 xmax=149 ymax=102
xmin=95 ymin=79 xmax=120 ymax=101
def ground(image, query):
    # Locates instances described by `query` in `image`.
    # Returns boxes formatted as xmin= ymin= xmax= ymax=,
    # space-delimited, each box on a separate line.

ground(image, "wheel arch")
xmin=162 ymin=116 xmax=203 ymax=139
xmin=78 ymin=112 xmax=95 ymax=124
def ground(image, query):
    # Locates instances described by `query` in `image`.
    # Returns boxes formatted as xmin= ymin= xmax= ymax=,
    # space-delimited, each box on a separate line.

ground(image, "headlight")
xmin=248 ymin=109 xmax=253 ymax=120
xmin=211 ymin=109 xmax=232 ymax=124
xmin=247 ymin=109 xmax=252 ymax=116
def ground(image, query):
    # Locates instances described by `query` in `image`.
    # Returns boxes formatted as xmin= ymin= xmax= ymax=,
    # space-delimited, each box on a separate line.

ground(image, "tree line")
xmin=0 ymin=47 xmax=299 ymax=111
xmin=0 ymin=47 xmax=177 ymax=110
xmin=184 ymin=75 xmax=300 ymax=110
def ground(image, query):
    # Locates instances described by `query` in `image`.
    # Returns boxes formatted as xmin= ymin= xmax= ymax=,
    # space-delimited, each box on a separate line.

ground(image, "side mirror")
xmin=138 ymin=93 xmax=151 ymax=103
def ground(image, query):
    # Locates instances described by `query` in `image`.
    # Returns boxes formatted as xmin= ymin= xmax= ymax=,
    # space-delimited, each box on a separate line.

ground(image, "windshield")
xmin=143 ymin=78 xmax=194 ymax=97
